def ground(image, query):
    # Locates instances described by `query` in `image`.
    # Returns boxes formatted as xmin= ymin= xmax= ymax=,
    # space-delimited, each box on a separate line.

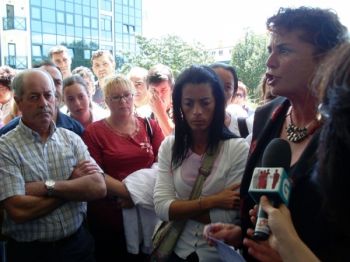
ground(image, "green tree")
xmin=231 ymin=30 xmax=269 ymax=103
xmin=120 ymin=35 xmax=214 ymax=77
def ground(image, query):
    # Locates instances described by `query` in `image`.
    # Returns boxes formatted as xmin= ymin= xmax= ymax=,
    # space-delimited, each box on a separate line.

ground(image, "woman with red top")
xmin=83 ymin=75 xmax=164 ymax=261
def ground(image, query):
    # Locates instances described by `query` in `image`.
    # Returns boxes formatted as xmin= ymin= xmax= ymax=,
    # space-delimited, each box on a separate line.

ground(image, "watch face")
xmin=46 ymin=180 xmax=55 ymax=187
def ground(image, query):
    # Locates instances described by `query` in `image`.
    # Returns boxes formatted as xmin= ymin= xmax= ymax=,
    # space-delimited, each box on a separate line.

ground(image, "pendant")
xmin=286 ymin=123 xmax=308 ymax=143
xmin=140 ymin=142 xmax=151 ymax=153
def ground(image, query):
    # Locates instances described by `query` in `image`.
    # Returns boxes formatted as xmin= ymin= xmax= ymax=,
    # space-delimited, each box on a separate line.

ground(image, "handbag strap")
xmin=189 ymin=142 xmax=222 ymax=200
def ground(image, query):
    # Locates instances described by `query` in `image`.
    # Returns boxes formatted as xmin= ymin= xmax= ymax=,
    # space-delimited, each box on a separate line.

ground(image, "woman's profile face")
xmin=181 ymin=82 xmax=215 ymax=134
xmin=265 ymin=30 xmax=318 ymax=98
xmin=64 ymin=83 xmax=90 ymax=119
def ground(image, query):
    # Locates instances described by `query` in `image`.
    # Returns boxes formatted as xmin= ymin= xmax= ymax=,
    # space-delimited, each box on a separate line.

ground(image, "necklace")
xmin=106 ymin=117 xmax=139 ymax=137
xmin=285 ymin=107 xmax=317 ymax=143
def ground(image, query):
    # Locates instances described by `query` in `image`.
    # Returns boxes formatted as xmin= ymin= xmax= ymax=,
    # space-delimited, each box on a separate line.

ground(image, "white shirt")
xmin=154 ymin=135 xmax=249 ymax=261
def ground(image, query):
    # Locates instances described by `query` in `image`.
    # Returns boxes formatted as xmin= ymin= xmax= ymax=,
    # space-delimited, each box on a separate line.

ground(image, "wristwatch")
xmin=45 ymin=179 xmax=56 ymax=196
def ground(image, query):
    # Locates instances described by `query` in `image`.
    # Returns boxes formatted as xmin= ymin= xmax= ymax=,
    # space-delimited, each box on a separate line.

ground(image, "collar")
xmin=18 ymin=119 xmax=57 ymax=142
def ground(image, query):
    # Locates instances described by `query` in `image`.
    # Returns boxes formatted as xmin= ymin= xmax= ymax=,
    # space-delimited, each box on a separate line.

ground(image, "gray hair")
xmin=48 ymin=45 xmax=70 ymax=59
xmin=72 ymin=66 xmax=95 ymax=84
xmin=12 ymin=69 xmax=55 ymax=98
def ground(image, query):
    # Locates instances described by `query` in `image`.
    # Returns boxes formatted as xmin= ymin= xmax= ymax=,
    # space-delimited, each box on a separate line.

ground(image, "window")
xmin=31 ymin=7 xmax=41 ymax=19
xmin=75 ymin=27 xmax=83 ymax=37
xmin=57 ymin=24 xmax=65 ymax=35
xmin=75 ymin=4 xmax=82 ymax=14
xmin=84 ymin=50 xmax=91 ymax=59
xmin=91 ymin=18 xmax=98 ymax=29
xmin=75 ymin=14 xmax=82 ymax=27
xmin=32 ymin=32 xmax=42 ymax=44
xmin=57 ymin=12 xmax=65 ymax=23
xmin=32 ymin=45 xmax=42 ymax=57
xmin=66 ymin=13 xmax=74 ymax=25
xmin=66 ymin=2 xmax=74 ymax=12
xmin=91 ymin=8 xmax=98 ymax=17
xmin=66 ymin=25 xmax=74 ymax=36
xmin=31 ymin=20 xmax=42 ymax=32
xmin=101 ymin=0 xmax=112 ymax=11
xmin=42 ymin=22 xmax=55 ymax=34
xmin=115 ymin=24 xmax=122 ymax=33
xmin=135 ymin=0 xmax=141 ymax=9
xmin=83 ymin=6 xmax=90 ymax=16
xmin=8 ymin=43 xmax=16 ymax=56
xmin=83 ymin=28 xmax=91 ymax=38
xmin=42 ymin=8 xmax=55 ymax=22
xmin=57 ymin=35 xmax=66 ymax=45
xmin=219 ymin=50 xmax=223 ymax=56
xmin=56 ymin=0 xmax=65 ymax=11
xmin=41 ymin=0 xmax=55 ymax=8
xmin=83 ymin=16 xmax=90 ymax=27
xmin=123 ymin=24 xmax=129 ymax=33
xmin=101 ymin=15 xmax=112 ymax=41
xmin=67 ymin=48 xmax=74 ymax=58
xmin=31 ymin=0 xmax=41 ymax=6
xmin=115 ymin=12 xmax=122 ymax=22
xmin=43 ymin=34 xmax=57 ymax=45
xmin=101 ymin=15 xmax=112 ymax=31
xmin=91 ymin=30 xmax=98 ymax=39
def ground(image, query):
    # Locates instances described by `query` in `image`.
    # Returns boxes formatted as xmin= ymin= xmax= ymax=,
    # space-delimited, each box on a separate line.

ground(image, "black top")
xmin=240 ymin=97 xmax=336 ymax=261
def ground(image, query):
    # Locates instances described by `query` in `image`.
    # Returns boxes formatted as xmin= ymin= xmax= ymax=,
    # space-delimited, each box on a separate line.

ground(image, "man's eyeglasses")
xmin=109 ymin=93 xmax=134 ymax=103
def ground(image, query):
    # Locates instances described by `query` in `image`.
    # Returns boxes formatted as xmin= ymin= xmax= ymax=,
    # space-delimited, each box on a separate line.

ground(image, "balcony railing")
xmin=2 ymin=17 xmax=26 ymax=30
xmin=5 ymin=56 xmax=28 ymax=69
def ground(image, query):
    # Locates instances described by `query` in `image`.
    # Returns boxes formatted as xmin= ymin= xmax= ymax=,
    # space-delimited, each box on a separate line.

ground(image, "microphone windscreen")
xmin=261 ymin=138 xmax=291 ymax=172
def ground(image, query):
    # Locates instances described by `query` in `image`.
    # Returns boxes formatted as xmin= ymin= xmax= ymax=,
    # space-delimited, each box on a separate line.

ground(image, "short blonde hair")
xmin=103 ymin=74 xmax=135 ymax=99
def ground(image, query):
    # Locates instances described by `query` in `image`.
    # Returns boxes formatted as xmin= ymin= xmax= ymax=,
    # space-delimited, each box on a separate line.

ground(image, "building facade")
xmin=207 ymin=45 xmax=233 ymax=64
xmin=0 ymin=0 xmax=142 ymax=69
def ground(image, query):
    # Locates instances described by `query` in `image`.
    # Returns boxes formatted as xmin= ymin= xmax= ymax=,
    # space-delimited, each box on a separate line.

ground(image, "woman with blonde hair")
xmin=83 ymin=75 xmax=164 ymax=261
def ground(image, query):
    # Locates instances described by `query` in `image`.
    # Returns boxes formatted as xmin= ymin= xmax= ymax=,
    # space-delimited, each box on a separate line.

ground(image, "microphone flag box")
xmin=248 ymin=167 xmax=291 ymax=206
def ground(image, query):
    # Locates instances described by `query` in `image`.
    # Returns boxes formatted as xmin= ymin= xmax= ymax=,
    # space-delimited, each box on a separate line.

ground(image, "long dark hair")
xmin=171 ymin=65 xmax=237 ymax=168
xmin=317 ymin=43 xmax=350 ymax=228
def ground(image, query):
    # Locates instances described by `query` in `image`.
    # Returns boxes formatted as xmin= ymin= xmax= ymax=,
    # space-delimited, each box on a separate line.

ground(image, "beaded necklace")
xmin=285 ymin=107 xmax=320 ymax=143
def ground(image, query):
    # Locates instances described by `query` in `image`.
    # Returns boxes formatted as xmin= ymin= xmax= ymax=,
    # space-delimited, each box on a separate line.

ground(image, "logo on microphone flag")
xmin=248 ymin=167 xmax=291 ymax=205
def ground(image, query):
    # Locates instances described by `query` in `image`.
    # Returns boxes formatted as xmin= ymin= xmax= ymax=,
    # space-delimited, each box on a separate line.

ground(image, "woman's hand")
xmin=243 ymin=228 xmax=283 ymax=262
xmin=203 ymin=222 xmax=242 ymax=247
xmin=245 ymin=196 xmax=320 ymax=262
xmin=259 ymin=196 xmax=299 ymax=252
xmin=210 ymin=183 xmax=240 ymax=210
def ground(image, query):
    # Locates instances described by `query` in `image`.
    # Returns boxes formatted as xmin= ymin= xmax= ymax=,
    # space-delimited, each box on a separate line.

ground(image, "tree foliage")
xmin=120 ymin=35 xmax=214 ymax=77
xmin=231 ymin=30 xmax=269 ymax=102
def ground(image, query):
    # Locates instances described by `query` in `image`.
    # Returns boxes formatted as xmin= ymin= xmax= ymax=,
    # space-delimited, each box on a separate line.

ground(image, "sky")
xmin=142 ymin=0 xmax=350 ymax=48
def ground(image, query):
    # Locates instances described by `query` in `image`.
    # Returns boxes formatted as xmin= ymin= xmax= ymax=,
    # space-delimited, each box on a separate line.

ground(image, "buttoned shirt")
xmin=0 ymin=120 xmax=96 ymax=241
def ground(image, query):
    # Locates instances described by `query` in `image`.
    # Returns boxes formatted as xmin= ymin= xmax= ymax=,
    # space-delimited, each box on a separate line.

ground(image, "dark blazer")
xmin=240 ymin=97 xmax=333 ymax=261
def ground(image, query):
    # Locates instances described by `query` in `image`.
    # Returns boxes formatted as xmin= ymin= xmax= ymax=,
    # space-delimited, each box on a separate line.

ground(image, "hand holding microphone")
xmin=248 ymin=138 xmax=292 ymax=240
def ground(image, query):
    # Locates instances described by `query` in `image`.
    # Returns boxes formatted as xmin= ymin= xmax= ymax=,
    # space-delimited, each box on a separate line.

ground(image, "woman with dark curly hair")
xmin=251 ymin=41 xmax=350 ymax=262
xmin=204 ymin=6 xmax=348 ymax=262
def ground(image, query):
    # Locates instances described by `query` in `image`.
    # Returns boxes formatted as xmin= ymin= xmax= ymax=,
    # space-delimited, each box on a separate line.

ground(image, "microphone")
xmin=248 ymin=138 xmax=292 ymax=240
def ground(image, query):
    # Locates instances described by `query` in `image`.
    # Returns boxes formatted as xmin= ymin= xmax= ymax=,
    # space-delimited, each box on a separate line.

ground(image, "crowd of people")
xmin=0 ymin=5 xmax=349 ymax=262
